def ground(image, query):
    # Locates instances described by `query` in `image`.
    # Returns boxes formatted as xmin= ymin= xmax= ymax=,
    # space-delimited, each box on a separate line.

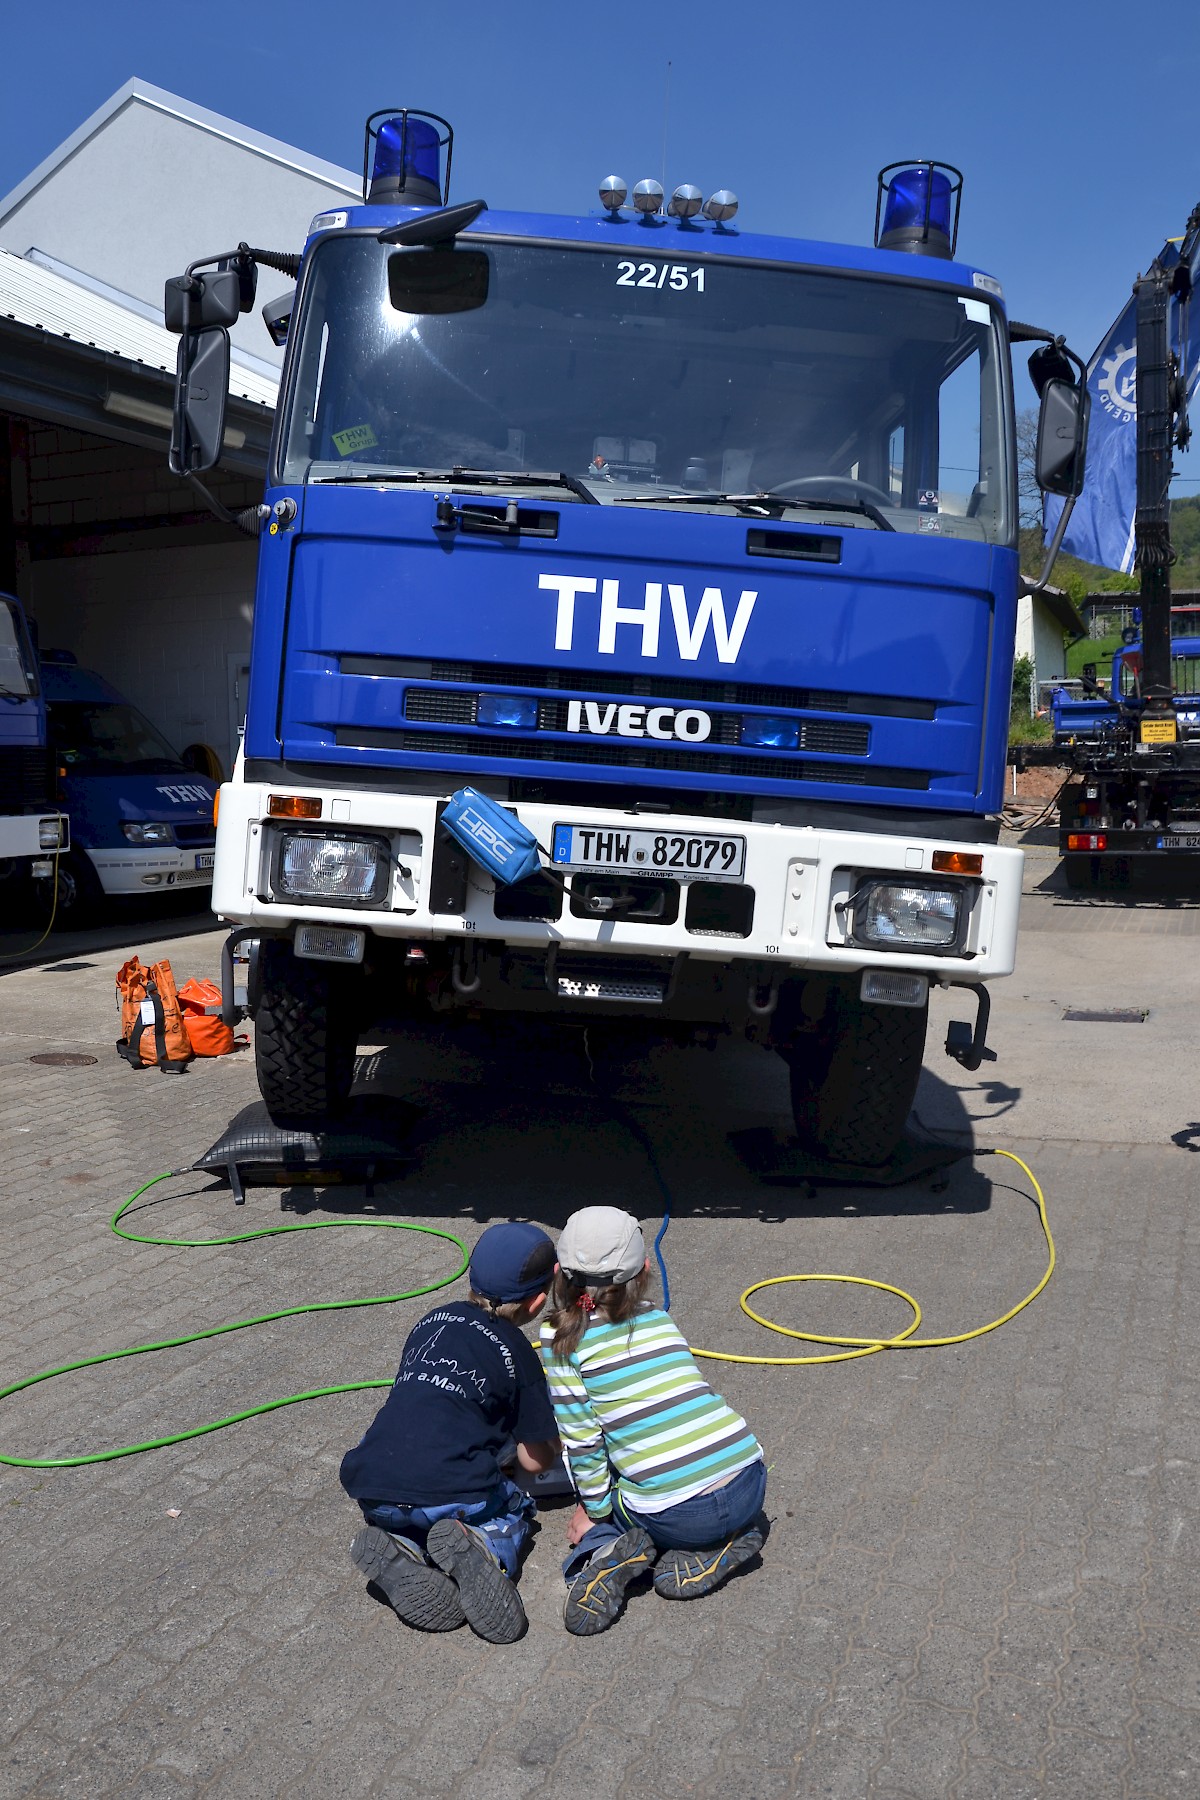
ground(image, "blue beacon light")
xmin=741 ymin=715 xmax=800 ymax=751
xmin=363 ymin=109 xmax=453 ymax=206
xmin=874 ymin=161 xmax=962 ymax=259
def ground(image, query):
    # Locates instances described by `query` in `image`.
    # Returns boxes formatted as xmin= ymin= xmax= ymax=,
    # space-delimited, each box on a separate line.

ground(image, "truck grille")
xmin=0 ymin=747 xmax=56 ymax=813
xmin=403 ymin=688 xmax=869 ymax=755
xmin=342 ymin=655 xmax=935 ymax=721
xmin=336 ymin=726 xmax=928 ymax=789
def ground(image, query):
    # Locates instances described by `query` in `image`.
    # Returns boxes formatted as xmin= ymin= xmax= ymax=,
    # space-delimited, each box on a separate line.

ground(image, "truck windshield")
xmin=280 ymin=236 xmax=1012 ymax=544
xmin=48 ymin=701 xmax=187 ymax=775
xmin=0 ymin=599 xmax=38 ymax=698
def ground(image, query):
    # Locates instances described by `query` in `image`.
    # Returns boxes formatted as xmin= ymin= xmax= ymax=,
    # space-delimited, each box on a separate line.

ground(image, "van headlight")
xmin=273 ymin=830 xmax=389 ymax=905
xmin=851 ymin=878 xmax=966 ymax=952
xmin=121 ymin=821 xmax=176 ymax=844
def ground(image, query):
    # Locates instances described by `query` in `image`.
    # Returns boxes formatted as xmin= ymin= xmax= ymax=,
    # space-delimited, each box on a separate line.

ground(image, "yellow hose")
xmin=692 ymin=1149 xmax=1053 ymax=1366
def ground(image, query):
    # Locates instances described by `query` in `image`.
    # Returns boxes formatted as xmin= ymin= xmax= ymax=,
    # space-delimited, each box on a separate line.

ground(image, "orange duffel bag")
xmin=177 ymin=976 xmax=238 ymax=1057
xmin=116 ymin=956 xmax=192 ymax=1073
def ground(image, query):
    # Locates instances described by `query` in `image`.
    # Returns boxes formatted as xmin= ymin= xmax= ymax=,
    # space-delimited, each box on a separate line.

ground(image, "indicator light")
xmin=269 ymin=794 xmax=323 ymax=819
xmin=932 ymin=849 xmax=983 ymax=875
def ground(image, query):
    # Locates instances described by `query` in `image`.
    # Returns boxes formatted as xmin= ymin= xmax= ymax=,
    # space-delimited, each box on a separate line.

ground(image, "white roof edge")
xmin=0 ymin=77 xmax=360 ymax=225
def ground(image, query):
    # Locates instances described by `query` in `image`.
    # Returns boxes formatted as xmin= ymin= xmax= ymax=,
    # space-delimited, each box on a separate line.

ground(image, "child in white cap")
xmin=540 ymin=1205 xmax=766 ymax=1635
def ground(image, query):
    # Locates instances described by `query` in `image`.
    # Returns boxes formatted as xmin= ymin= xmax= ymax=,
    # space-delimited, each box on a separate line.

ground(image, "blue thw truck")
xmin=164 ymin=114 xmax=1087 ymax=1162
xmin=0 ymin=592 xmax=67 ymax=914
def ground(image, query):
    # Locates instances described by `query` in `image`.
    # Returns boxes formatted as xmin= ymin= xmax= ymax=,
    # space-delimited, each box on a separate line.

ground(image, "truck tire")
xmin=785 ymin=987 xmax=928 ymax=1166
xmin=254 ymin=938 xmax=359 ymax=1126
xmin=54 ymin=850 xmax=105 ymax=925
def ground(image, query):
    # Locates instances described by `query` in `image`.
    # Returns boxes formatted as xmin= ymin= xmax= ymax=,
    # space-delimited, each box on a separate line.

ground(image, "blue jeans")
xmin=363 ymin=1477 xmax=536 ymax=1581
xmin=563 ymin=1459 xmax=767 ymax=1580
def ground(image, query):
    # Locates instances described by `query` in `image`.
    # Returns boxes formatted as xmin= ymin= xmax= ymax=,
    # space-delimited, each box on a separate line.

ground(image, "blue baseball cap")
xmin=469 ymin=1222 xmax=556 ymax=1303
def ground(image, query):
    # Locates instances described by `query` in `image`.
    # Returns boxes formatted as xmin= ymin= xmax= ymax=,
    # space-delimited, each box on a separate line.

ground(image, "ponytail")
xmin=547 ymin=1265 xmax=652 ymax=1361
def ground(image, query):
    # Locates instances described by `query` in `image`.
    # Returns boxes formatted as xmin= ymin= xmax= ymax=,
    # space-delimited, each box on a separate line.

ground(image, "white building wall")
xmin=28 ymin=540 xmax=258 ymax=776
xmin=0 ymin=84 xmax=357 ymax=367
xmin=1015 ymin=594 xmax=1068 ymax=707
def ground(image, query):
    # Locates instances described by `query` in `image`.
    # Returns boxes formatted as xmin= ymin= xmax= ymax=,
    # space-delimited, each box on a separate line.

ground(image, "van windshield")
xmin=280 ymin=234 xmax=1012 ymax=544
xmin=48 ymin=701 xmax=187 ymax=775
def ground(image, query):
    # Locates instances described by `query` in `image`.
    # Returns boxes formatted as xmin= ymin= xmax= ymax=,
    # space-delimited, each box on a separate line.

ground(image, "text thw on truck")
xmin=165 ymin=115 xmax=1087 ymax=1164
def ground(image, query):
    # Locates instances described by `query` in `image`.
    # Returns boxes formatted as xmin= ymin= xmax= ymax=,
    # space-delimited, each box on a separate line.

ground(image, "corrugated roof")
xmin=0 ymin=247 xmax=278 ymax=408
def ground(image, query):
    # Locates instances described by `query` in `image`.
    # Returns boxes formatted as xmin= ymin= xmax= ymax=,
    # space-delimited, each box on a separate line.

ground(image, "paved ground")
xmin=1 ymin=837 xmax=1198 ymax=1799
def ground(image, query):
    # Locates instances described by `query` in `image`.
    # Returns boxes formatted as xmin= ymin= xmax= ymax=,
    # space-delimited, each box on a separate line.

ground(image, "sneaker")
xmin=563 ymin=1527 xmax=656 ymax=1636
xmin=652 ymin=1527 xmax=764 ymax=1601
xmin=350 ymin=1525 xmax=465 ymax=1632
xmin=426 ymin=1517 xmax=527 ymax=1644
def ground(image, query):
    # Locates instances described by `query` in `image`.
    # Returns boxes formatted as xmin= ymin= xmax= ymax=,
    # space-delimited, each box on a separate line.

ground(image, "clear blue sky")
xmin=4 ymin=0 xmax=1200 ymax=480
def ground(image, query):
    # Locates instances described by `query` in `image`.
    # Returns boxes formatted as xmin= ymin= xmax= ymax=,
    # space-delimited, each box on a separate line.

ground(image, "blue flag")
xmin=1044 ymin=240 xmax=1199 ymax=573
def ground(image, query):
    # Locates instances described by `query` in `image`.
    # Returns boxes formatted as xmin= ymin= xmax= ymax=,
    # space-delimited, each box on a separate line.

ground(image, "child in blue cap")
xmin=340 ymin=1220 xmax=560 ymax=1643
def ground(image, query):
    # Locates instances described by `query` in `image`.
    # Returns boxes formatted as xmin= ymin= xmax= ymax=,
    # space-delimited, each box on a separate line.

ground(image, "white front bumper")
xmin=89 ymin=845 xmax=215 ymax=897
xmin=211 ymin=780 xmax=1023 ymax=981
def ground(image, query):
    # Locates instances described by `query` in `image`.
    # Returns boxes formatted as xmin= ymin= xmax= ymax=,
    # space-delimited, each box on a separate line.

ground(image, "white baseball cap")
xmin=556 ymin=1206 xmax=646 ymax=1286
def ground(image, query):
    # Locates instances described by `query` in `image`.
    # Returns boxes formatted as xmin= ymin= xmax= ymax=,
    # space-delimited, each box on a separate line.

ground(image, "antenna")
xmin=660 ymin=60 xmax=672 ymax=192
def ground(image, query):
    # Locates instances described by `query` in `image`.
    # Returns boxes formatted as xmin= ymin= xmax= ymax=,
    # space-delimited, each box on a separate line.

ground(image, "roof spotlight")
xmin=703 ymin=189 xmax=739 ymax=224
xmin=632 ymin=179 xmax=665 ymax=216
xmin=874 ymin=161 xmax=962 ymax=259
xmin=599 ymin=175 xmax=627 ymax=214
xmin=668 ymin=184 xmax=703 ymax=219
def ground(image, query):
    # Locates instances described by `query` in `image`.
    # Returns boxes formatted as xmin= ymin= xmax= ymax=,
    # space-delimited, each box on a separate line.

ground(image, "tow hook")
xmin=944 ymin=980 xmax=994 ymax=1070
xmin=747 ymin=973 xmax=779 ymax=1018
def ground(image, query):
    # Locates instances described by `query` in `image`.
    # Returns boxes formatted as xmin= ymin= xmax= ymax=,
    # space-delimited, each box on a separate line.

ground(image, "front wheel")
xmin=784 ymin=985 xmax=928 ymax=1166
xmin=53 ymin=850 xmax=106 ymax=925
xmin=254 ymin=938 xmax=360 ymax=1127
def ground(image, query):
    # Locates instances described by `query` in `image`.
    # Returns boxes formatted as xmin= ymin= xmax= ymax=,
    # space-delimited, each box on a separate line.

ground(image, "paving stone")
xmin=2 ymin=920 xmax=1199 ymax=1797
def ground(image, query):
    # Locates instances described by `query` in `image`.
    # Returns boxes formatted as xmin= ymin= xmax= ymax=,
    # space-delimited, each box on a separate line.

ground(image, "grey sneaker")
xmin=563 ymin=1527 xmax=656 ymax=1636
xmin=350 ymin=1525 xmax=465 ymax=1632
xmin=426 ymin=1518 xmax=527 ymax=1644
xmin=652 ymin=1527 xmax=763 ymax=1601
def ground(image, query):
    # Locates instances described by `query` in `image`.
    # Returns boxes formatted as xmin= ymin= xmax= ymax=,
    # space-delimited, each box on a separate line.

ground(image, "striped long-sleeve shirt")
xmin=539 ymin=1306 xmax=762 ymax=1520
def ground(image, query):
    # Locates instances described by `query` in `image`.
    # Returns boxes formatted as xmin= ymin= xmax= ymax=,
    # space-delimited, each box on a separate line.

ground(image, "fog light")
xmin=741 ymin=714 xmax=799 ymax=750
xmin=477 ymin=693 xmax=538 ymax=729
xmin=295 ymin=924 xmax=366 ymax=963
xmin=861 ymin=970 xmax=929 ymax=1007
xmin=856 ymin=880 xmax=961 ymax=949
xmin=277 ymin=833 xmax=386 ymax=901
xmin=141 ymin=873 xmax=164 ymax=886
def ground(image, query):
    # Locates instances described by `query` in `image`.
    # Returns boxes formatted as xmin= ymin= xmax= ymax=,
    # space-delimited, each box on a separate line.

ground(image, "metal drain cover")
xmin=1062 ymin=1008 xmax=1147 ymax=1023
xmin=29 ymin=1052 xmax=99 ymax=1066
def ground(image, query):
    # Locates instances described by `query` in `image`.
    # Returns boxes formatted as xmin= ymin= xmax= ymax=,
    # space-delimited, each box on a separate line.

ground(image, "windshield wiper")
xmin=311 ymin=469 xmax=455 ymax=485
xmin=613 ymin=489 xmax=895 ymax=531
xmin=447 ymin=469 xmax=600 ymax=505
xmin=310 ymin=466 xmax=600 ymax=504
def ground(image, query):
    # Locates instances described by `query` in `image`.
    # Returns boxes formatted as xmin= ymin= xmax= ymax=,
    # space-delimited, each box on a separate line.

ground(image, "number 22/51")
xmin=616 ymin=262 xmax=706 ymax=291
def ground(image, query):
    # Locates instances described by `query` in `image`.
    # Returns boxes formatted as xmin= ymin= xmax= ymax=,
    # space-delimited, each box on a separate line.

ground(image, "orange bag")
xmin=177 ymin=977 xmax=236 ymax=1057
xmin=115 ymin=956 xmax=192 ymax=1073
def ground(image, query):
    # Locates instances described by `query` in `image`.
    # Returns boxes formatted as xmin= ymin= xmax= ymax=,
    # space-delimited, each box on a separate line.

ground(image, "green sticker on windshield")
xmin=332 ymin=423 xmax=378 ymax=457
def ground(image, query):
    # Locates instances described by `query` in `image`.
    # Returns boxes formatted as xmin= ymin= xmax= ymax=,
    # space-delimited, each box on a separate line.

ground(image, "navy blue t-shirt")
xmin=339 ymin=1300 xmax=557 ymax=1508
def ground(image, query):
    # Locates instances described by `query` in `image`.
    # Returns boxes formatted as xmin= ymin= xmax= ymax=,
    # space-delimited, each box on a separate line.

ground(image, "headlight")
xmin=853 ymin=879 xmax=964 ymax=951
xmin=121 ymin=821 xmax=176 ymax=844
xmin=275 ymin=831 xmax=388 ymax=903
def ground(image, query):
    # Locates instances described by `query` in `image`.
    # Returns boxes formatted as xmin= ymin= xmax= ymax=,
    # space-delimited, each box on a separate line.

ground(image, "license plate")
xmin=195 ymin=852 xmax=215 ymax=871
xmin=551 ymin=823 xmax=745 ymax=882
xmin=1157 ymin=835 xmax=1200 ymax=850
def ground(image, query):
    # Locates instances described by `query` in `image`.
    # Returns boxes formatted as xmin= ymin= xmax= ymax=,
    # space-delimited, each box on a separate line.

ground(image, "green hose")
xmin=0 ymin=1171 xmax=469 ymax=1469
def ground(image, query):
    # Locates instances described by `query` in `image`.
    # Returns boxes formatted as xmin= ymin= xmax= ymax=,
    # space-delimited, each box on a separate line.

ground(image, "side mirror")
xmin=169 ymin=327 xmax=230 ymax=475
xmin=262 ymin=288 xmax=295 ymax=348
xmin=164 ymin=269 xmax=241 ymax=333
xmin=1036 ymin=377 xmax=1089 ymax=497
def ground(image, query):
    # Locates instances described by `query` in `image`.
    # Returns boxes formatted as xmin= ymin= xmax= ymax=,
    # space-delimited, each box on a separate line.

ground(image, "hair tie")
xmin=577 ymin=1292 xmax=596 ymax=1313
